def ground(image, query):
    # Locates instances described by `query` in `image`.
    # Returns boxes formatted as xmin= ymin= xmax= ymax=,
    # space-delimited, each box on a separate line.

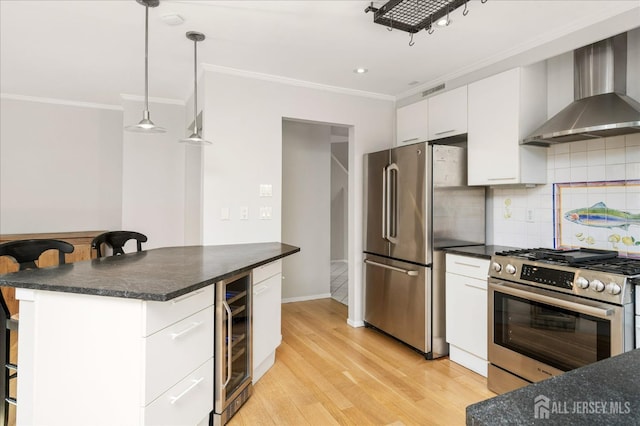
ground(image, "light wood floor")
xmin=229 ymin=298 xmax=496 ymax=426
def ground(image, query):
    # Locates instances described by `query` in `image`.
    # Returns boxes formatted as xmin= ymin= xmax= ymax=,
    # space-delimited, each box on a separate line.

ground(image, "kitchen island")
xmin=466 ymin=349 xmax=640 ymax=425
xmin=0 ymin=242 xmax=299 ymax=426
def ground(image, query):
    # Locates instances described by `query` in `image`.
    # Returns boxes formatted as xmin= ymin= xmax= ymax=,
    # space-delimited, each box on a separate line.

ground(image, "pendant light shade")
xmin=125 ymin=0 xmax=166 ymax=133
xmin=179 ymin=31 xmax=212 ymax=145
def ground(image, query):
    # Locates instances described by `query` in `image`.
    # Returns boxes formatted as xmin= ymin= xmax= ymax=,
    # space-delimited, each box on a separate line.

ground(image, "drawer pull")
xmin=454 ymin=261 xmax=481 ymax=268
xmin=434 ymin=129 xmax=456 ymax=136
xmin=253 ymin=284 xmax=269 ymax=296
xmin=169 ymin=377 xmax=204 ymax=405
xmin=465 ymin=282 xmax=486 ymax=290
xmin=401 ymin=137 xmax=419 ymax=143
xmin=170 ymin=322 xmax=203 ymax=340
xmin=172 ymin=289 xmax=206 ymax=304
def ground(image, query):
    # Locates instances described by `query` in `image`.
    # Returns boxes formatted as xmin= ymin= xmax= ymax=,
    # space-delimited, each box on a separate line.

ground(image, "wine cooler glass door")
xmin=215 ymin=271 xmax=252 ymax=417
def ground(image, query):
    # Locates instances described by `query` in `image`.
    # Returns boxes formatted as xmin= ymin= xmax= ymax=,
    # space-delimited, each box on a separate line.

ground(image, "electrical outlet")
xmin=240 ymin=206 xmax=249 ymax=220
xmin=526 ymin=208 xmax=534 ymax=223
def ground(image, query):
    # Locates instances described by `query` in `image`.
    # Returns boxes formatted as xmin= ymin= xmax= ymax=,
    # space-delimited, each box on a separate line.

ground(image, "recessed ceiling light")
xmin=436 ymin=17 xmax=450 ymax=27
xmin=161 ymin=13 xmax=184 ymax=26
xmin=353 ymin=67 xmax=368 ymax=74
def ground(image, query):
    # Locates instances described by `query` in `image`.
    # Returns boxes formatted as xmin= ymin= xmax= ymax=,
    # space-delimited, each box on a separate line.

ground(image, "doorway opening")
xmin=330 ymin=127 xmax=349 ymax=305
xmin=281 ymin=120 xmax=349 ymax=306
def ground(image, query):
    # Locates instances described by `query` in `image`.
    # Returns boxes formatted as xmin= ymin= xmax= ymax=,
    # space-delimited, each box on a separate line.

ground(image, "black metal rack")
xmin=369 ymin=0 xmax=470 ymax=33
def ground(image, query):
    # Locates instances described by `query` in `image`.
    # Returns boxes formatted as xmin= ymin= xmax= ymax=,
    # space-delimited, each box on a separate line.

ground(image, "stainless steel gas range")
xmin=487 ymin=248 xmax=638 ymax=394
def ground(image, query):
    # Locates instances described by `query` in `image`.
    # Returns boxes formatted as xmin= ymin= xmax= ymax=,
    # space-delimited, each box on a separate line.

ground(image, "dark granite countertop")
xmin=0 ymin=242 xmax=300 ymax=301
xmin=467 ymin=349 xmax=640 ymax=425
xmin=444 ymin=245 xmax=520 ymax=260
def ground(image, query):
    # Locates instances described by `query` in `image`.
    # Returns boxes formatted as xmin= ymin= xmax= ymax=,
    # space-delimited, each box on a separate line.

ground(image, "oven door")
xmin=488 ymin=279 xmax=624 ymax=386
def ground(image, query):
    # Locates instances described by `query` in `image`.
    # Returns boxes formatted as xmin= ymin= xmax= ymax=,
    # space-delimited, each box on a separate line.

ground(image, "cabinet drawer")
xmin=144 ymin=306 xmax=214 ymax=404
xmin=143 ymin=358 xmax=214 ymax=426
xmin=143 ymin=285 xmax=214 ymax=336
xmin=446 ymin=254 xmax=489 ymax=280
xmin=253 ymin=259 xmax=282 ymax=284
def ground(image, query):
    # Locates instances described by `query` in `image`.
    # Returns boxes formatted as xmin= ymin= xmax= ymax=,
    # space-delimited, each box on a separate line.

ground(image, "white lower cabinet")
xmin=143 ymin=358 xmax=214 ymax=425
xmin=15 ymin=286 xmax=214 ymax=426
xmin=445 ymin=254 xmax=489 ymax=377
xmin=252 ymin=260 xmax=282 ymax=383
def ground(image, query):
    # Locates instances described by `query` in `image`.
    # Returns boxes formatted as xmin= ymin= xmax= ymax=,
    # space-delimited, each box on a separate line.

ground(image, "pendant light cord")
xmin=192 ymin=38 xmax=198 ymax=132
xmin=144 ymin=4 xmax=150 ymax=112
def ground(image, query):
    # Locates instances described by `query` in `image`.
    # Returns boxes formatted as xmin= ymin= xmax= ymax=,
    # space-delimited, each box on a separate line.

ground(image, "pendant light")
xmin=179 ymin=31 xmax=212 ymax=145
xmin=125 ymin=0 xmax=166 ymax=133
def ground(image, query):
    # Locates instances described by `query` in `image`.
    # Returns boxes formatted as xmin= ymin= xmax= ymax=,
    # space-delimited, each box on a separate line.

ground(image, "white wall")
xmin=121 ymin=99 xmax=188 ymax=250
xmin=0 ymin=97 xmax=123 ymax=234
xmin=200 ymin=68 xmax=394 ymax=325
xmin=282 ymin=120 xmax=331 ymax=300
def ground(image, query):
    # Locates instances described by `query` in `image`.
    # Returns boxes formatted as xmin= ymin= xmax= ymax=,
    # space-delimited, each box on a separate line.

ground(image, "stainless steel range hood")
xmin=522 ymin=33 xmax=640 ymax=146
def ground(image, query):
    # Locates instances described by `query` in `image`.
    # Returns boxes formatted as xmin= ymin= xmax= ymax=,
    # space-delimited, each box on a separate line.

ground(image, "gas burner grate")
xmin=580 ymin=258 xmax=640 ymax=276
xmin=494 ymin=248 xmax=619 ymax=265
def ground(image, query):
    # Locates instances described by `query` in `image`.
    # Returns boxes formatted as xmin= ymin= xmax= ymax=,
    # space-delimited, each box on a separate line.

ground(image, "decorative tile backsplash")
xmin=554 ymin=180 xmax=640 ymax=256
xmin=491 ymin=133 xmax=640 ymax=255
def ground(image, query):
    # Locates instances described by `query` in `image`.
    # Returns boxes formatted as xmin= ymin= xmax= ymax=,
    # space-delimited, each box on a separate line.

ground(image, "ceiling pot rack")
xmin=365 ymin=0 xmax=488 ymax=46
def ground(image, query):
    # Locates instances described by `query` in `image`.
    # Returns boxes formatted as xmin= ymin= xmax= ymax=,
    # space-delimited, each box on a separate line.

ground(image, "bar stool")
xmin=91 ymin=231 xmax=147 ymax=257
xmin=0 ymin=239 xmax=74 ymax=426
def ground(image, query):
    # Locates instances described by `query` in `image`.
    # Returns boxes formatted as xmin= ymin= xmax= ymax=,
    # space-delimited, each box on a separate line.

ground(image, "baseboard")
xmin=282 ymin=293 xmax=332 ymax=303
xmin=449 ymin=345 xmax=488 ymax=377
xmin=347 ymin=318 xmax=364 ymax=328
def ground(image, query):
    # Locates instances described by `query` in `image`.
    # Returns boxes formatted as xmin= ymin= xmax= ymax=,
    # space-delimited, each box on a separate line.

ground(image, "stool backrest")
xmin=0 ymin=239 xmax=75 ymax=271
xmin=91 ymin=231 xmax=147 ymax=257
xmin=0 ymin=239 xmax=75 ymax=317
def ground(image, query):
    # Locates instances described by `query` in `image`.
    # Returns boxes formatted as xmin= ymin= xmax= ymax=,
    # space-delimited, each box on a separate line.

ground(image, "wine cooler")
xmin=211 ymin=271 xmax=252 ymax=425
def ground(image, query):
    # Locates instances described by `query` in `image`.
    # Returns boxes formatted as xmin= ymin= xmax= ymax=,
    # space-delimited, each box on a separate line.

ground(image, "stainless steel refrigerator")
xmin=363 ymin=142 xmax=485 ymax=359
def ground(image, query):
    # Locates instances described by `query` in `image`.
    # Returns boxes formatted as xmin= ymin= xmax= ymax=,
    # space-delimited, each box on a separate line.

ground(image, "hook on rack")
xmin=445 ymin=6 xmax=451 ymax=26
xmin=409 ymin=33 xmax=415 ymax=46
xmin=481 ymin=0 xmax=488 ymax=3
xmin=463 ymin=0 xmax=469 ymax=16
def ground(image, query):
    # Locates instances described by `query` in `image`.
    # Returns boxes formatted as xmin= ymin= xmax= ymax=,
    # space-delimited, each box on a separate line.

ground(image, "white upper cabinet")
xmin=396 ymin=99 xmax=428 ymax=146
xmin=428 ymin=85 xmax=467 ymax=141
xmin=467 ymin=65 xmax=548 ymax=186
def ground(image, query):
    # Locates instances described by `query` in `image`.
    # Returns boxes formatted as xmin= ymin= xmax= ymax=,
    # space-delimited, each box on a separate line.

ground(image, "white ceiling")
xmin=1 ymin=1 xmax=639 ymax=107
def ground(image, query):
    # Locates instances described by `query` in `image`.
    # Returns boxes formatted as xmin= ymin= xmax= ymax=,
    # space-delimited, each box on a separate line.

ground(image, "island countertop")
xmin=0 ymin=242 xmax=300 ymax=301
xmin=466 ymin=349 xmax=640 ymax=425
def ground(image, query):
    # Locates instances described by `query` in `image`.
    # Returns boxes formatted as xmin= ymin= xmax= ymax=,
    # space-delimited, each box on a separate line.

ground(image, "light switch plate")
xmin=240 ymin=206 xmax=249 ymax=220
xmin=259 ymin=206 xmax=272 ymax=220
xmin=220 ymin=207 xmax=230 ymax=220
xmin=259 ymin=184 xmax=273 ymax=197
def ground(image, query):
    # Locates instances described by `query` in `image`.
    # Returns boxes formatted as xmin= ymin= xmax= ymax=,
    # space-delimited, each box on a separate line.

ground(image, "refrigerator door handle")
xmin=382 ymin=165 xmax=387 ymax=241
xmin=364 ymin=259 xmax=418 ymax=276
xmin=386 ymin=163 xmax=399 ymax=244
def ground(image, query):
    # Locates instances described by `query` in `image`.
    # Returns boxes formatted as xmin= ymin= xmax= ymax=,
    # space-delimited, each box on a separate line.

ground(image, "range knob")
xmin=590 ymin=279 xmax=605 ymax=292
xmin=505 ymin=264 xmax=517 ymax=275
xmin=606 ymin=282 xmax=622 ymax=295
xmin=575 ymin=277 xmax=589 ymax=289
xmin=492 ymin=262 xmax=502 ymax=272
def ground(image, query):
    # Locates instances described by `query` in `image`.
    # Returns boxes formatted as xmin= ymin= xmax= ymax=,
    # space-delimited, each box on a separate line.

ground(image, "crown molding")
xmin=120 ymin=94 xmax=186 ymax=106
xmin=201 ymin=64 xmax=395 ymax=102
xmin=0 ymin=93 xmax=122 ymax=111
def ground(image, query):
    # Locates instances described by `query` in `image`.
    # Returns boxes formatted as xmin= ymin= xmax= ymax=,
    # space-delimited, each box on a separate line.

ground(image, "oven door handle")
xmin=493 ymin=282 xmax=614 ymax=318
